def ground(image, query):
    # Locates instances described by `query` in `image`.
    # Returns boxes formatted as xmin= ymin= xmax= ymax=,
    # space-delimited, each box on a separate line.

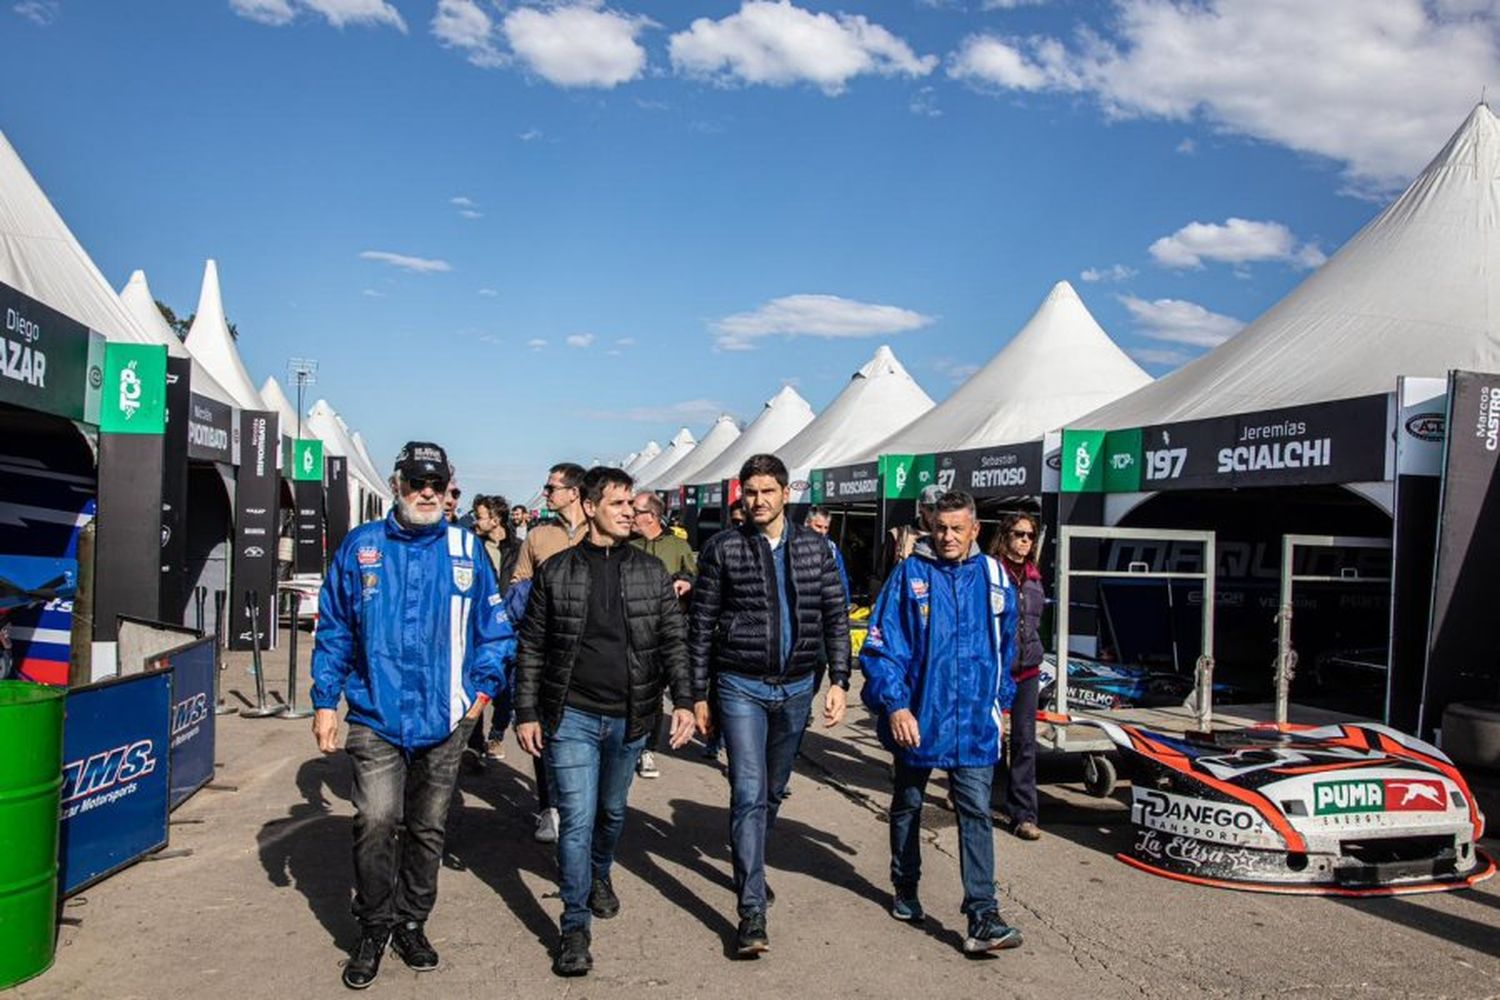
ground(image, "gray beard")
xmin=397 ymin=496 xmax=444 ymax=528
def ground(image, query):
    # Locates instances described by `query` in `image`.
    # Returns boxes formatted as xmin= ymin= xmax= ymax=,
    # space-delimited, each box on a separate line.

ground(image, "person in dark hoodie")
xmin=991 ymin=511 xmax=1045 ymax=841
xmin=513 ymin=466 xmax=697 ymax=978
xmin=860 ymin=490 xmax=1023 ymax=955
xmin=688 ymin=453 xmax=850 ymax=957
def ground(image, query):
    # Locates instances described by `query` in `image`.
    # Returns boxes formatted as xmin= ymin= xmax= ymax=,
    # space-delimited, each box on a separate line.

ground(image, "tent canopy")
xmin=622 ymin=441 xmax=661 ymax=476
xmin=778 ymin=345 xmax=933 ymax=475
xmin=121 ymin=269 xmax=240 ymax=411
xmin=306 ymin=399 xmax=391 ymax=503
xmin=259 ymin=376 xmax=305 ymax=442
xmin=630 ymin=427 xmax=696 ymax=489
xmin=865 ymin=281 xmax=1149 ymax=457
xmin=1078 ymin=104 xmax=1500 ymax=430
xmin=183 ymin=260 xmax=266 ymax=412
xmin=640 ymin=414 xmax=741 ymax=490
xmin=691 ymin=385 xmax=816 ymax=485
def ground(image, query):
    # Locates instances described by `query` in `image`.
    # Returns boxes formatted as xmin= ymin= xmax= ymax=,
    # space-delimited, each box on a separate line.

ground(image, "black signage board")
xmin=820 ymin=461 xmax=880 ymax=503
xmin=325 ymin=456 xmax=350 ymax=559
xmin=1420 ymin=371 xmax=1500 ymax=736
xmin=936 ymin=441 xmax=1043 ymax=498
xmin=94 ymin=435 xmax=165 ymax=642
xmin=159 ymin=357 xmax=191 ymax=621
xmin=697 ymin=481 xmax=725 ymax=508
xmin=0 ymin=280 xmax=97 ymax=421
xmin=186 ymin=390 xmax=234 ymax=464
xmin=229 ymin=410 xmax=279 ymax=652
xmin=293 ymin=479 xmax=325 ymax=575
xmin=1136 ymin=395 xmax=1389 ymax=492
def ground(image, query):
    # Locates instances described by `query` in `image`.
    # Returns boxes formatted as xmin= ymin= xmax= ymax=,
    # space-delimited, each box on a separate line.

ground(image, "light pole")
xmin=287 ymin=357 xmax=318 ymax=439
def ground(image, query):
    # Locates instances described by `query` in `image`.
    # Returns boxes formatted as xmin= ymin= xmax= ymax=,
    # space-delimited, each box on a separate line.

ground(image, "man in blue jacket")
xmin=859 ymin=490 xmax=1023 ymax=955
xmin=311 ymin=441 xmax=515 ymax=990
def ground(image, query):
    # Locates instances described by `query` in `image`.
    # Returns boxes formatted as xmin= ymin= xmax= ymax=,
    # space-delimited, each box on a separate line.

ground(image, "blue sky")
xmin=5 ymin=0 xmax=1495 ymax=504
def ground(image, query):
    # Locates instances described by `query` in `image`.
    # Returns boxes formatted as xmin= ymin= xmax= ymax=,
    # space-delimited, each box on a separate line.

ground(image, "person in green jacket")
xmin=630 ymin=490 xmax=697 ymax=778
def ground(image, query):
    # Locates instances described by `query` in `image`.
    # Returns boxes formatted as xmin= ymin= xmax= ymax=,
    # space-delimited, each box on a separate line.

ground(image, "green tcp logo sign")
xmin=100 ymin=343 xmax=167 ymax=434
xmin=293 ymin=438 xmax=324 ymax=482
xmin=1061 ymin=428 xmax=1143 ymax=493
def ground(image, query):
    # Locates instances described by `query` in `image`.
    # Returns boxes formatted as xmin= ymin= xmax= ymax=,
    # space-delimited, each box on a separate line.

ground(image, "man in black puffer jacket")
xmin=514 ymin=466 xmax=697 ymax=978
xmin=689 ymin=453 xmax=851 ymax=957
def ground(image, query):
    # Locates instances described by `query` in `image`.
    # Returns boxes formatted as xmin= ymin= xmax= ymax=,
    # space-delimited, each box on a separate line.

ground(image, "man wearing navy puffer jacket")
xmin=311 ymin=441 xmax=516 ymax=990
xmin=860 ymin=489 xmax=1023 ymax=955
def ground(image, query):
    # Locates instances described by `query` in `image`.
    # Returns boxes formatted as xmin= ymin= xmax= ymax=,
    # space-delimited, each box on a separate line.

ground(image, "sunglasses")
xmin=1009 ymin=529 xmax=1036 ymax=540
xmin=406 ymin=477 xmax=450 ymax=494
xmin=542 ymin=483 xmax=575 ymax=495
xmin=447 ymin=487 xmax=462 ymax=500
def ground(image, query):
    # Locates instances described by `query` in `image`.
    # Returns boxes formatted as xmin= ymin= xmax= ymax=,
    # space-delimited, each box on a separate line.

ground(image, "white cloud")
xmin=909 ymin=86 xmax=942 ymax=117
xmin=518 ymin=128 xmax=544 ymax=141
xmin=361 ymin=288 xmax=386 ymax=298
xmin=566 ymin=333 xmax=596 ymax=348
xmin=478 ymin=287 xmax=499 ymax=297
xmin=944 ymin=0 xmax=1500 ymax=191
xmin=1080 ymin=263 xmax=1137 ymax=283
xmin=432 ymin=0 xmax=506 ymax=68
xmin=670 ymin=2 xmax=937 ymax=96
xmin=614 ymin=337 xmax=637 ymax=347
xmin=581 ymin=398 xmax=729 ymax=423
xmin=359 ymin=250 xmax=452 ymax=273
xmin=231 ymin=0 xmax=406 ymax=31
xmin=1129 ymin=345 xmax=1194 ymax=367
xmin=451 ymin=196 xmax=476 ymax=207
xmin=1175 ymin=137 xmax=1196 ymax=155
xmin=13 ymin=1 xmax=60 ymax=26
xmin=981 ymin=0 xmax=1051 ymax=9
xmin=1149 ymin=218 xmax=1325 ymax=270
xmin=1119 ymin=294 xmax=1244 ymax=347
xmin=527 ymin=338 xmax=548 ymax=350
xmin=713 ymin=293 xmax=935 ymax=350
xmin=933 ymin=357 xmax=981 ymax=383
xmin=502 ymin=4 xmax=651 ymax=89
xmin=459 ymin=209 xmax=484 ymax=219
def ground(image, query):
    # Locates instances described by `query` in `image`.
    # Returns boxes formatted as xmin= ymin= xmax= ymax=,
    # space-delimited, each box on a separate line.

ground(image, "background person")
xmin=466 ymin=494 xmax=522 ymax=764
xmin=992 ymin=511 xmax=1045 ymax=841
xmin=630 ymin=490 xmax=698 ymax=779
xmin=310 ymin=441 xmax=514 ymax=989
xmin=859 ymin=490 xmax=1023 ymax=955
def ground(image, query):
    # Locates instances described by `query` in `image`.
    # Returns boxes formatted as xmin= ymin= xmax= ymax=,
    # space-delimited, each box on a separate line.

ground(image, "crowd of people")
xmin=309 ymin=441 xmax=1047 ymax=989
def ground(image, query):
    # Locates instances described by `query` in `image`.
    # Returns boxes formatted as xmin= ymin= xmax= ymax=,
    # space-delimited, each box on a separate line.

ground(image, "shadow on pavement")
xmin=1334 ymin=894 xmax=1500 ymax=958
xmin=256 ymin=754 xmax=358 ymax=953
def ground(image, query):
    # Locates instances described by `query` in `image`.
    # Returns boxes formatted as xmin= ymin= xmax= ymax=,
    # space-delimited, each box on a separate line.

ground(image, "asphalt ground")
xmin=15 ymin=633 xmax=1500 ymax=1000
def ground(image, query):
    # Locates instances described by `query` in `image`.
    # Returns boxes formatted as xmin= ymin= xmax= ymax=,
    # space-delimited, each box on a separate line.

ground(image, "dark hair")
xmin=511 ymin=504 xmax=528 ymax=515
xmin=933 ymin=490 xmax=977 ymax=519
xmin=807 ymin=505 xmax=832 ymax=521
xmin=550 ymin=462 xmax=586 ymax=488
xmin=581 ymin=466 xmax=633 ymax=506
xmin=739 ymin=453 xmax=788 ymax=488
xmin=991 ymin=511 xmax=1040 ymax=563
xmin=472 ymin=495 xmax=497 ymax=518
xmin=636 ymin=491 xmax=665 ymax=518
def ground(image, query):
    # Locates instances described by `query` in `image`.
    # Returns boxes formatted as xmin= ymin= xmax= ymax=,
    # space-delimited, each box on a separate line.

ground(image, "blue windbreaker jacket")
xmin=311 ymin=514 xmax=516 ymax=750
xmin=859 ymin=541 xmax=1019 ymax=769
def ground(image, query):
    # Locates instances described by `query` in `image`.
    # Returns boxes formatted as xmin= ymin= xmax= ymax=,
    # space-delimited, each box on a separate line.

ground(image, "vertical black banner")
xmin=229 ymin=410 xmax=279 ymax=652
xmin=159 ymin=356 xmax=191 ymax=623
xmin=1421 ymin=371 xmax=1500 ymax=735
xmin=325 ymin=456 xmax=350 ymax=563
xmin=293 ymin=480 xmax=325 ymax=575
xmin=94 ymin=436 xmax=165 ymax=643
xmin=1388 ymin=475 xmax=1440 ymax=732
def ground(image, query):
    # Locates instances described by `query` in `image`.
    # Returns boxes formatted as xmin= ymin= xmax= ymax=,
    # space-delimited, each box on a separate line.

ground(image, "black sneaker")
xmin=890 ymin=885 xmax=925 ymax=923
xmin=588 ymin=876 xmax=621 ymax=919
xmin=341 ymin=928 xmax=390 ymax=989
xmin=554 ymin=929 xmax=593 ymax=977
xmin=764 ymin=882 xmax=775 ymax=907
xmin=963 ymin=913 xmax=1023 ymax=954
xmin=390 ymin=920 xmax=439 ymax=971
xmin=736 ymin=912 xmax=769 ymax=956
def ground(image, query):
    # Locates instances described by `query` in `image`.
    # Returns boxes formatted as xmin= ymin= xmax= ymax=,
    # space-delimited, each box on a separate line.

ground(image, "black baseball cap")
xmin=394 ymin=441 xmax=449 ymax=480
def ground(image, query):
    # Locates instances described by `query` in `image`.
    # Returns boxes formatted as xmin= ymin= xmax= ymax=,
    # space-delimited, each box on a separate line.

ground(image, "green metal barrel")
xmin=0 ymin=680 xmax=65 ymax=988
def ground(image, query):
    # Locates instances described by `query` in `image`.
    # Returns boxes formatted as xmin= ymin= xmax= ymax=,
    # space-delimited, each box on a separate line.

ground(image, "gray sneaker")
xmin=963 ymin=913 xmax=1022 ymax=954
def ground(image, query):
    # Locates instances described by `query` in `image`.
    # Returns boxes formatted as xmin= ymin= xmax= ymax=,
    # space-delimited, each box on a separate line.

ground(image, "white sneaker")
xmin=636 ymin=750 xmax=660 ymax=779
xmin=534 ymin=808 xmax=559 ymax=844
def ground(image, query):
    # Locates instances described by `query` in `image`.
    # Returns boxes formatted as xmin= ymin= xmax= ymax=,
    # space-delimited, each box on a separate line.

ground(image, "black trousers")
xmin=346 ymin=719 xmax=474 ymax=931
xmin=1001 ymin=673 xmax=1039 ymax=825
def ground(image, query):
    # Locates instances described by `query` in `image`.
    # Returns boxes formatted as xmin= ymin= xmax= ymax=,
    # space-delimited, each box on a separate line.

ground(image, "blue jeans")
xmin=889 ymin=761 xmax=998 ymax=925
xmin=716 ymin=671 xmax=815 ymax=917
xmin=544 ymin=708 xmax=646 ymax=933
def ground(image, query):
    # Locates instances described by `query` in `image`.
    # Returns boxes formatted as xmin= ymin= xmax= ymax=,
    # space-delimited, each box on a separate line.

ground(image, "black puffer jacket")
xmin=688 ymin=522 xmax=851 ymax=699
xmin=513 ymin=542 xmax=692 ymax=742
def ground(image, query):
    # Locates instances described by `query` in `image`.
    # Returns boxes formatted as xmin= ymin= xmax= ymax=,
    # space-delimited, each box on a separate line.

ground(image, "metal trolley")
xmin=1045 ymin=525 xmax=1217 ymax=797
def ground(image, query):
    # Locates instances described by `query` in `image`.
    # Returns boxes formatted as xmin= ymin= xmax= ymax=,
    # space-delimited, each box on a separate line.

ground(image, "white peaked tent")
xmin=334 ymin=411 xmax=390 ymax=500
xmin=350 ymin=431 xmax=381 ymax=480
xmin=641 ymin=414 xmax=741 ymax=490
xmin=692 ymin=385 xmax=818 ymax=485
xmin=864 ymin=282 xmax=1149 ymax=457
xmin=121 ymin=270 xmax=240 ymax=410
xmin=630 ymin=427 xmax=696 ymax=488
xmin=306 ymin=399 xmax=392 ymax=515
xmin=778 ymin=345 xmax=934 ymax=476
xmin=621 ymin=451 xmax=640 ymax=470
xmin=183 ymin=260 xmax=265 ymax=412
xmin=1079 ymin=104 xmax=1500 ymax=430
xmin=259 ymin=376 xmax=305 ymax=443
xmin=623 ymin=441 xmax=661 ymax=476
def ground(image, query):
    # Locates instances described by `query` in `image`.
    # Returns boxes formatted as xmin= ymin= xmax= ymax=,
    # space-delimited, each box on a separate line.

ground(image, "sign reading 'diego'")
xmin=0 ymin=279 xmax=102 ymax=422
xmin=59 ymin=669 xmax=173 ymax=897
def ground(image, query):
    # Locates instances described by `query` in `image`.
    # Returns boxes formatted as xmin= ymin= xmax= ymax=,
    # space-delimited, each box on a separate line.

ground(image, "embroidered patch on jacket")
xmin=909 ymin=579 xmax=929 ymax=598
xmin=990 ymin=589 xmax=1006 ymax=614
xmin=357 ymin=546 xmax=382 ymax=567
xmin=362 ymin=571 xmax=380 ymax=598
xmin=452 ymin=560 xmax=474 ymax=593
